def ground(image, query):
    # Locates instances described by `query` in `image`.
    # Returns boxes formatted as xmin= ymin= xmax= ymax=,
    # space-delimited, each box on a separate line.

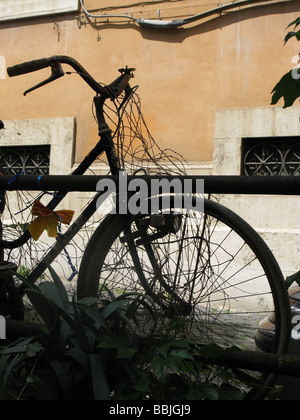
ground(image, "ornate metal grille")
xmin=0 ymin=145 xmax=50 ymax=176
xmin=242 ymin=137 xmax=300 ymax=176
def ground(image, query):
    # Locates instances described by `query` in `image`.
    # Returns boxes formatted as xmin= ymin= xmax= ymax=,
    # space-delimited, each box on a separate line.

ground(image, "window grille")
xmin=242 ymin=137 xmax=300 ymax=176
xmin=0 ymin=145 xmax=50 ymax=176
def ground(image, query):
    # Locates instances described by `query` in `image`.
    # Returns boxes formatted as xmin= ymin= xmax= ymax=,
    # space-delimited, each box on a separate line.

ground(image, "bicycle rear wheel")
xmin=77 ymin=197 xmax=290 ymax=399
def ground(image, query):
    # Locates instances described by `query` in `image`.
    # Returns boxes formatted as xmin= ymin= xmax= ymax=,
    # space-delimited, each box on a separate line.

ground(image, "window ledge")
xmin=0 ymin=0 xmax=79 ymax=22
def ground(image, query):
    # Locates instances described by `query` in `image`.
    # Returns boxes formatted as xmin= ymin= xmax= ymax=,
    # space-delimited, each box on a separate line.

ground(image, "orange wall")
xmin=0 ymin=0 xmax=300 ymax=164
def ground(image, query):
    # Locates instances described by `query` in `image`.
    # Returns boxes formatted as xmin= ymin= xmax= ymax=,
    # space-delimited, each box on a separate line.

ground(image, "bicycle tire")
xmin=0 ymin=230 xmax=31 ymax=249
xmin=77 ymin=197 xmax=291 ymax=400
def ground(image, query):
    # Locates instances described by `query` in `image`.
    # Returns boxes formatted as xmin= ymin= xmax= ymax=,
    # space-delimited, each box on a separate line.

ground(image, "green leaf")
xmin=198 ymin=382 xmax=220 ymax=400
xmin=26 ymin=374 xmax=43 ymax=385
xmin=185 ymin=384 xmax=207 ymax=400
xmin=38 ymin=281 xmax=69 ymax=313
xmin=271 ymin=70 xmax=300 ymax=108
xmin=284 ymin=30 xmax=300 ymax=44
xmin=3 ymin=355 xmax=28 ymax=386
xmin=98 ymin=334 xmax=137 ymax=359
xmin=54 ymin=303 xmax=90 ymax=354
xmin=25 ymin=289 xmax=59 ymax=333
xmin=117 ymin=346 xmax=137 ymax=359
xmin=0 ymin=354 xmax=11 ymax=378
xmin=0 ymin=381 xmax=7 ymax=400
xmin=88 ymin=354 xmax=110 ymax=400
xmin=0 ymin=338 xmax=34 ymax=356
xmin=75 ymin=302 xmax=110 ymax=333
xmin=25 ymin=342 xmax=43 ymax=357
xmin=14 ymin=270 xmax=40 ymax=291
xmin=102 ymin=297 xmax=128 ymax=315
xmin=151 ymin=356 xmax=167 ymax=378
xmin=133 ymin=375 xmax=151 ymax=393
xmin=157 ymin=343 xmax=171 ymax=358
xmin=26 ymin=293 xmax=64 ymax=359
xmin=218 ymin=383 xmax=244 ymax=400
xmin=287 ymin=17 xmax=300 ymax=30
xmin=169 ymin=348 xmax=194 ymax=362
xmin=65 ymin=348 xmax=90 ymax=374
xmin=49 ymin=359 xmax=74 ymax=400
xmin=286 ymin=270 xmax=300 ymax=289
xmin=77 ymin=297 xmax=99 ymax=306
xmin=47 ymin=265 xmax=70 ymax=311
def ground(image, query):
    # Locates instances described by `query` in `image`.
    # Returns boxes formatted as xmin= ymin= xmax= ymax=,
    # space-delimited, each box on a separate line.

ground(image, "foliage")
xmin=284 ymin=17 xmax=300 ymax=44
xmin=286 ymin=270 xmax=300 ymax=290
xmin=271 ymin=17 xmax=300 ymax=108
xmin=0 ymin=267 xmax=245 ymax=400
xmin=271 ymin=70 xmax=300 ymax=108
xmin=271 ymin=18 xmax=300 ymax=291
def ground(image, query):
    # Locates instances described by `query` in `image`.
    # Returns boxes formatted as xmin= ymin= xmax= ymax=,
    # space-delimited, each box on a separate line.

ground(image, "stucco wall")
xmin=0 ymin=0 xmax=299 ymax=164
xmin=214 ymin=106 xmax=300 ymax=277
xmin=0 ymin=1 xmax=299 ymax=279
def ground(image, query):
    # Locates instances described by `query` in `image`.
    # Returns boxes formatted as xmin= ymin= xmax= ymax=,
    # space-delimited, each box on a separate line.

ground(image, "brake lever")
xmin=23 ymin=62 xmax=64 ymax=96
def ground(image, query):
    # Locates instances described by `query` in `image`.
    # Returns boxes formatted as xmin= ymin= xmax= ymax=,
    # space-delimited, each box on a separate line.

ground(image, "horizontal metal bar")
xmin=4 ymin=317 xmax=300 ymax=379
xmin=0 ymin=175 xmax=299 ymax=195
xmin=203 ymin=350 xmax=300 ymax=379
xmin=6 ymin=319 xmax=44 ymax=339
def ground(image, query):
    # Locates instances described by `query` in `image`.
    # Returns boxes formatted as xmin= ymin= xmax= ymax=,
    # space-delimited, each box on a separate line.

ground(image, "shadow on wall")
xmin=78 ymin=0 xmax=300 ymax=44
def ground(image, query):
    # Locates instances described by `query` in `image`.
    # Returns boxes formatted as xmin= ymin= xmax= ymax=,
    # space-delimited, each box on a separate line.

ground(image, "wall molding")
xmin=0 ymin=117 xmax=76 ymax=175
xmin=213 ymin=105 xmax=300 ymax=175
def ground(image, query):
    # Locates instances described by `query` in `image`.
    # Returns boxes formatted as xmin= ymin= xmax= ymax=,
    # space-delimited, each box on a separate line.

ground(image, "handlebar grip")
xmin=7 ymin=58 xmax=50 ymax=77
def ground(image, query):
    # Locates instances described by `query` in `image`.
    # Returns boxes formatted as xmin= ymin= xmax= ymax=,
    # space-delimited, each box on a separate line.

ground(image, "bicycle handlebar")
xmin=2 ymin=56 xmax=135 ymax=249
xmin=7 ymin=55 xmax=134 ymax=97
xmin=7 ymin=57 xmax=50 ymax=77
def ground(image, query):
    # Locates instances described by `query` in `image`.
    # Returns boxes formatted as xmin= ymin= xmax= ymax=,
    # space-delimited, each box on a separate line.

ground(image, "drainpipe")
xmin=79 ymin=0 xmax=290 ymax=29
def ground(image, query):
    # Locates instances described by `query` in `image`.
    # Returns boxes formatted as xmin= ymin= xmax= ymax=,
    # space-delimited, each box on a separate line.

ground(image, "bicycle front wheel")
xmin=77 ymin=198 xmax=290 ymax=399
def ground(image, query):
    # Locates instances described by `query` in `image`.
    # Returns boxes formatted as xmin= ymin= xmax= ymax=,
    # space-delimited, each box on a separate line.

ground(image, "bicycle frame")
xmin=25 ymin=192 xmax=100 ymax=285
xmin=5 ymin=57 xmax=183 ymax=302
xmin=46 ymin=96 xmax=122 ymax=212
xmin=3 ymin=57 xmax=293 ymax=400
xmin=16 ymin=83 xmax=127 ymax=288
xmin=1 ymin=57 xmax=135 ymax=252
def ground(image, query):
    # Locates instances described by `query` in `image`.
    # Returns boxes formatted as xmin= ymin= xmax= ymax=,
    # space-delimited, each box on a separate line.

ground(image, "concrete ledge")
xmin=214 ymin=106 xmax=300 ymax=175
xmin=0 ymin=0 xmax=79 ymax=21
xmin=0 ymin=117 xmax=76 ymax=175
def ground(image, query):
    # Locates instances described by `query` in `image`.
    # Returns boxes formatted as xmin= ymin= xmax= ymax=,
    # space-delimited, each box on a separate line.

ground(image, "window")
xmin=242 ymin=137 xmax=300 ymax=176
xmin=0 ymin=145 xmax=50 ymax=176
xmin=0 ymin=0 xmax=79 ymax=22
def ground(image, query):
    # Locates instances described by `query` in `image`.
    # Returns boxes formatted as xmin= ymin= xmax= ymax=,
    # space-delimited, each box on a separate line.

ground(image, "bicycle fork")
xmin=120 ymin=214 xmax=193 ymax=317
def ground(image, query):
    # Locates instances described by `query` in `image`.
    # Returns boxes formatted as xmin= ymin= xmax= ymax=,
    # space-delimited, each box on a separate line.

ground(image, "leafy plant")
xmin=271 ymin=17 xmax=300 ymax=108
xmin=284 ymin=17 xmax=300 ymax=44
xmin=286 ymin=270 xmax=300 ymax=290
xmin=128 ymin=340 xmax=244 ymax=401
xmin=0 ymin=266 xmax=246 ymax=400
xmin=0 ymin=268 xmax=150 ymax=400
xmin=270 ymin=18 xmax=300 ymax=295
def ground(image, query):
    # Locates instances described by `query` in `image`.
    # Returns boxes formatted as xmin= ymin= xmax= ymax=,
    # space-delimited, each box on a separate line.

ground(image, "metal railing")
xmin=0 ymin=174 xmax=299 ymax=195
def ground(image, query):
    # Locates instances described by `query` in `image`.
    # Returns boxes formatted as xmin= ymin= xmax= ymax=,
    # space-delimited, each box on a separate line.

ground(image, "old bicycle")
xmin=0 ymin=56 xmax=291 ymax=398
